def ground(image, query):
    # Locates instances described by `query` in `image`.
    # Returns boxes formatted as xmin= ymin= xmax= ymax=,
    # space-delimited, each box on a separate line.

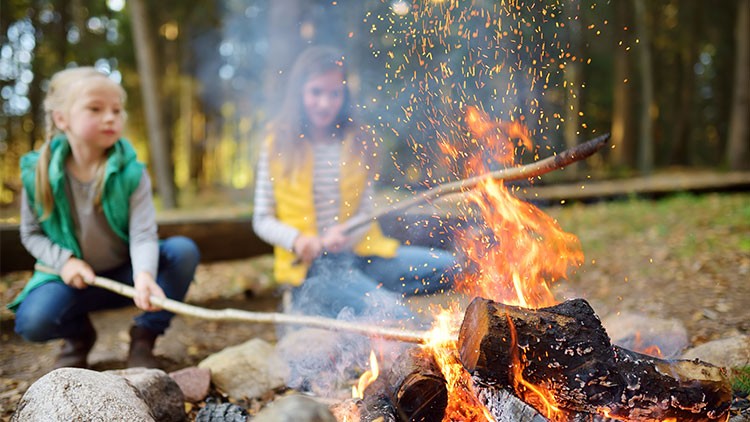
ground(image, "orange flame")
xmin=352 ymin=350 xmax=379 ymax=399
xmin=447 ymin=106 xmax=583 ymax=308
xmin=426 ymin=306 xmax=495 ymax=421
xmin=507 ymin=313 xmax=562 ymax=420
xmin=428 ymin=107 xmax=584 ymax=421
xmin=632 ymin=331 xmax=663 ymax=357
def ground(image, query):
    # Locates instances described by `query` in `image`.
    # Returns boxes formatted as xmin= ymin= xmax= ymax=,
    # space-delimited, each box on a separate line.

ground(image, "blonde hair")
xmin=35 ymin=66 xmax=127 ymax=220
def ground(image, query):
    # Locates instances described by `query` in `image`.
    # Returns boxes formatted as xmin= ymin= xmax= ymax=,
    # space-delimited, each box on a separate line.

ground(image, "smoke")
xmin=275 ymin=254 xmax=422 ymax=397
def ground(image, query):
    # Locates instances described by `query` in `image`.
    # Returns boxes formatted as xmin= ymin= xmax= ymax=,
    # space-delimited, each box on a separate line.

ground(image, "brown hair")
xmin=267 ymin=45 xmax=372 ymax=176
xmin=35 ymin=66 xmax=126 ymax=220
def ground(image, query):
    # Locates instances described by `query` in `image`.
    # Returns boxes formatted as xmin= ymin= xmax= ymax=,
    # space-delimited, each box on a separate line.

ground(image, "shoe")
xmin=53 ymin=317 xmax=97 ymax=370
xmin=127 ymin=325 xmax=160 ymax=368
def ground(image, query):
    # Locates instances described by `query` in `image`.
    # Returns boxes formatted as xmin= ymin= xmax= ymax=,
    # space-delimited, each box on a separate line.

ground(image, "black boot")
xmin=53 ymin=317 xmax=97 ymax=370
xmin=127 ymin=325 xmax=160 ymax=368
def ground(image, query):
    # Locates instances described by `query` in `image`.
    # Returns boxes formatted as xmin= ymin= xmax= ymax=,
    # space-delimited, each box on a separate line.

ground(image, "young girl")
xmin=8 ymin=66 xmax=200 ymax=370
xmin=252 ymin=46 xmax=457 ymax=321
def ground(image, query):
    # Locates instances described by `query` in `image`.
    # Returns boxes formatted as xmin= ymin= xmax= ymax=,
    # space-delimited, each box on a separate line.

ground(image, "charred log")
xmin=385 ymin=347 xmax=448 ymax=422
xmin=458 ymin=297 xmax=732 ymax=421
xmin=359 ymin=375 xmax=398 ymax=422
xmin=359 ymin=347 xmax=447 ymax=422
xmin=473 ymin=380 xmax=550 ymax=422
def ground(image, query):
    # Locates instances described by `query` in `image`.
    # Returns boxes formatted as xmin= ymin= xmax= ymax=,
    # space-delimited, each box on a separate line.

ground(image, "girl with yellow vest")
xmin=10 ymin=67 xmax=200 ymax=370
xmin=252 ymin=46 xmax=457 ymax=320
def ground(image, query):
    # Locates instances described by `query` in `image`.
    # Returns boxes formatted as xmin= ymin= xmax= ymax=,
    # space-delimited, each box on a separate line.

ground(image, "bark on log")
xmin=457 ymin=297 xmax=732 ymax=421
xmin=359 ymin=375 xmax=398 ymax=422
xmin=359 ymin=347 xmax=447 ymax=422
xmin=385 ymin=347 xmax=448 ymax=422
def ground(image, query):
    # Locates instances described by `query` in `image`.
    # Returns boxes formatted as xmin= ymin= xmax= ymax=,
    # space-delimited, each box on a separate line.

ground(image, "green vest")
xmin=8 ymin=135 xmax=145 ymax=311
xmin=268 ymin=135 xmax=399 ymax=285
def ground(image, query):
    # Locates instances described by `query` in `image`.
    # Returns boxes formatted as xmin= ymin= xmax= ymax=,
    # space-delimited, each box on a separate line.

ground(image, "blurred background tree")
xmin=1 ymin=0 xmax=748 ymax=217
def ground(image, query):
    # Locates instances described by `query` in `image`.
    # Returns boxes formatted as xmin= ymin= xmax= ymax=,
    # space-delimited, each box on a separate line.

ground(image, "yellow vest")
xmin=268 ymin=136 xmax=399 ymax=285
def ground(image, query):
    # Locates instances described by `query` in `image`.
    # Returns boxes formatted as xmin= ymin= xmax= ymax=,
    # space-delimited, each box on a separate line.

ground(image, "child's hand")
xmin=293 ymin=234 xmax=323 ymax=265
xmin=133 ymin=272 xmax=165 ymax=312
xmin=60 ymin=257 xmax=95 ymax=289
xmin=321 ymin=225 xmax=348 ymax=253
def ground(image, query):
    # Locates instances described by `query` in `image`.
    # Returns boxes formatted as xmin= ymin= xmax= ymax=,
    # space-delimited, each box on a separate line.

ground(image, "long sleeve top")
xmin=20 ymin=169 xmax=159 ymax=277
xmin=252 ymin=141 xmax=373 ymax=251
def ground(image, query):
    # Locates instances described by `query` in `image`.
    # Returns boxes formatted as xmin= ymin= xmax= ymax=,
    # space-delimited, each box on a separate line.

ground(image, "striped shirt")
xmin=252 ymin=141 xmax=374 ymax=251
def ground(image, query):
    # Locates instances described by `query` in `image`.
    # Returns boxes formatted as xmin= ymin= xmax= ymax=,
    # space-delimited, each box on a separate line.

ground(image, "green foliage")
xmin=731 ymin=366 xmax=750 ymax=395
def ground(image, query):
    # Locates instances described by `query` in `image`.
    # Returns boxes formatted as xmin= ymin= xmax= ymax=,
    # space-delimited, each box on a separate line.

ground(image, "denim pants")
xmin=289 ymin=245 xmax=458 ymax=319
xmin=14 ymin=236 xmax=200 ymax=341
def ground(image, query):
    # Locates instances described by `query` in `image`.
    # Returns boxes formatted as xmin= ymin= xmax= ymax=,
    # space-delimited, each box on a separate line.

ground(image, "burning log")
xmin=458 ymin=297 xmax=732 ymax=421
xmin=359 ymin=347 xmax=447 ymax=422
xmin=358 ymin=375 xmax=398 ymax=422
xmin=386 ymin=347 xmax=448 ymax=422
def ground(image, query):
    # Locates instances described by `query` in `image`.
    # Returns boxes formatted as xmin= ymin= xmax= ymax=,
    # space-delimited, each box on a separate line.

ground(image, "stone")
xmin=198 ymin=338 xmax=288 ymax=400
xmin=169 ymin=366 xmax=211 ymax=402
xmin=252 ymin=394 xmax=336 ymax=422
xmin=601 ymin=311 xmax=688 ymax=358
xmin=108 ymin=367 xmax=186 ymax=422
xmin=11 ymin=368 xmax=154 ymax=421
xmin=682 ymin=335 xmax=750 ymax=369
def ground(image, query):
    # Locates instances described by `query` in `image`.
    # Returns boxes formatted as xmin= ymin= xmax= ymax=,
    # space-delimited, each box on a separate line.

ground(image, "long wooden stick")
xmin=343 ymin=133 xmax=611 ymax=234
xmin=34 ymin=265 xmax=430 ymax=344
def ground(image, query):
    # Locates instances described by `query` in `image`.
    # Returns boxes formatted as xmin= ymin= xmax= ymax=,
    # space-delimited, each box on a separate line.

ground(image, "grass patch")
xmin=732 ymin=366 xmax=750 ymax=395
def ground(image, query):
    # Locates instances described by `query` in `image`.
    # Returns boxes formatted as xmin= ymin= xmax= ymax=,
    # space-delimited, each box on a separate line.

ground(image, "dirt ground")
xmin=1 ymin=192 xmax=749 ymax=420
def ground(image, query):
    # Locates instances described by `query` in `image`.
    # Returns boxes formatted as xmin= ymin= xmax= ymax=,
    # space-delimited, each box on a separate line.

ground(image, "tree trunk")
xmin=128 ymin=0 xmax=177 ymax=208
xmin=610 ymin=0 xmax=635 ymax=169
xmin=669 ymin=5 xmax=698 ymax=166
xmin=727 ymin=0 xmax=750 ymax=170
xmin=563 ymin=1 xmax=583 ymax=176
xmin=634 ymin=0 xmax=655 ymax=174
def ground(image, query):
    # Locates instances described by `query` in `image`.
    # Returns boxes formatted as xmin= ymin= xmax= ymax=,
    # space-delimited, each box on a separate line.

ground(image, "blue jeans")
xmin=14 ymin=236 xmax=200 ymax=341
xmin=289 ymin=245 xmax=458 ymax=320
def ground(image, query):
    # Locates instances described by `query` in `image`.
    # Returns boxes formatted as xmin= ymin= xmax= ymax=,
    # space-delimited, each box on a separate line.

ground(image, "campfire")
xmin=341 ymin=108 xmax=732 ymax=422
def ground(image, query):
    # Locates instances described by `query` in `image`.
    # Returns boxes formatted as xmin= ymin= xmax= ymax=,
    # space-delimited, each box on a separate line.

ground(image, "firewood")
xmin=457 ymin=297 xmax=732 ymax=421
xmin=384 ymin=347 xmax=448 ymax=422
xmin=359 ymin=376 xmax=398 ymax=422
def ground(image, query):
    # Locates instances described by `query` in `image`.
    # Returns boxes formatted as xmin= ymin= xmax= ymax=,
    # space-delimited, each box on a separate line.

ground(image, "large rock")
xmin=11 ymin=368 xmax=154 ymax=421
xmin=601 ymin=311 xmax=688 ymax=358
xmin=198 ymin=338 xmax=288 ymax=400
xmin=108 ymin=367 xmax=186 ymax=422
xmin=682 ymin=335 xmax=750 ymax=369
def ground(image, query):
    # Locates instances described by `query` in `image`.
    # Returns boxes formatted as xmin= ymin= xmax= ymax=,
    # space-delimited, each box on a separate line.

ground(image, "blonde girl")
xmin=9 ymin=66 xmax=199 ymax=370
xmin=252 ymin=46 xmax=457 ymax=320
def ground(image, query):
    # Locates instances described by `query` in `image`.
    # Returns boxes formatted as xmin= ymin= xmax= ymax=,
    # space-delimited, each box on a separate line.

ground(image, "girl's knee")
xmin=15 ymin=313 xmax=56 ymax=342
xmin=164 ymin=236 xmax=201 ymax=265
xmin=161 ymin=237 xmax=201 ymax=281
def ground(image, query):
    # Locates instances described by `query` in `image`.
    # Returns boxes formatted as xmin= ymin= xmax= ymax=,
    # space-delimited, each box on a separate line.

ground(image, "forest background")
xmin=1 ymin=0 xmax=749 ymax=216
